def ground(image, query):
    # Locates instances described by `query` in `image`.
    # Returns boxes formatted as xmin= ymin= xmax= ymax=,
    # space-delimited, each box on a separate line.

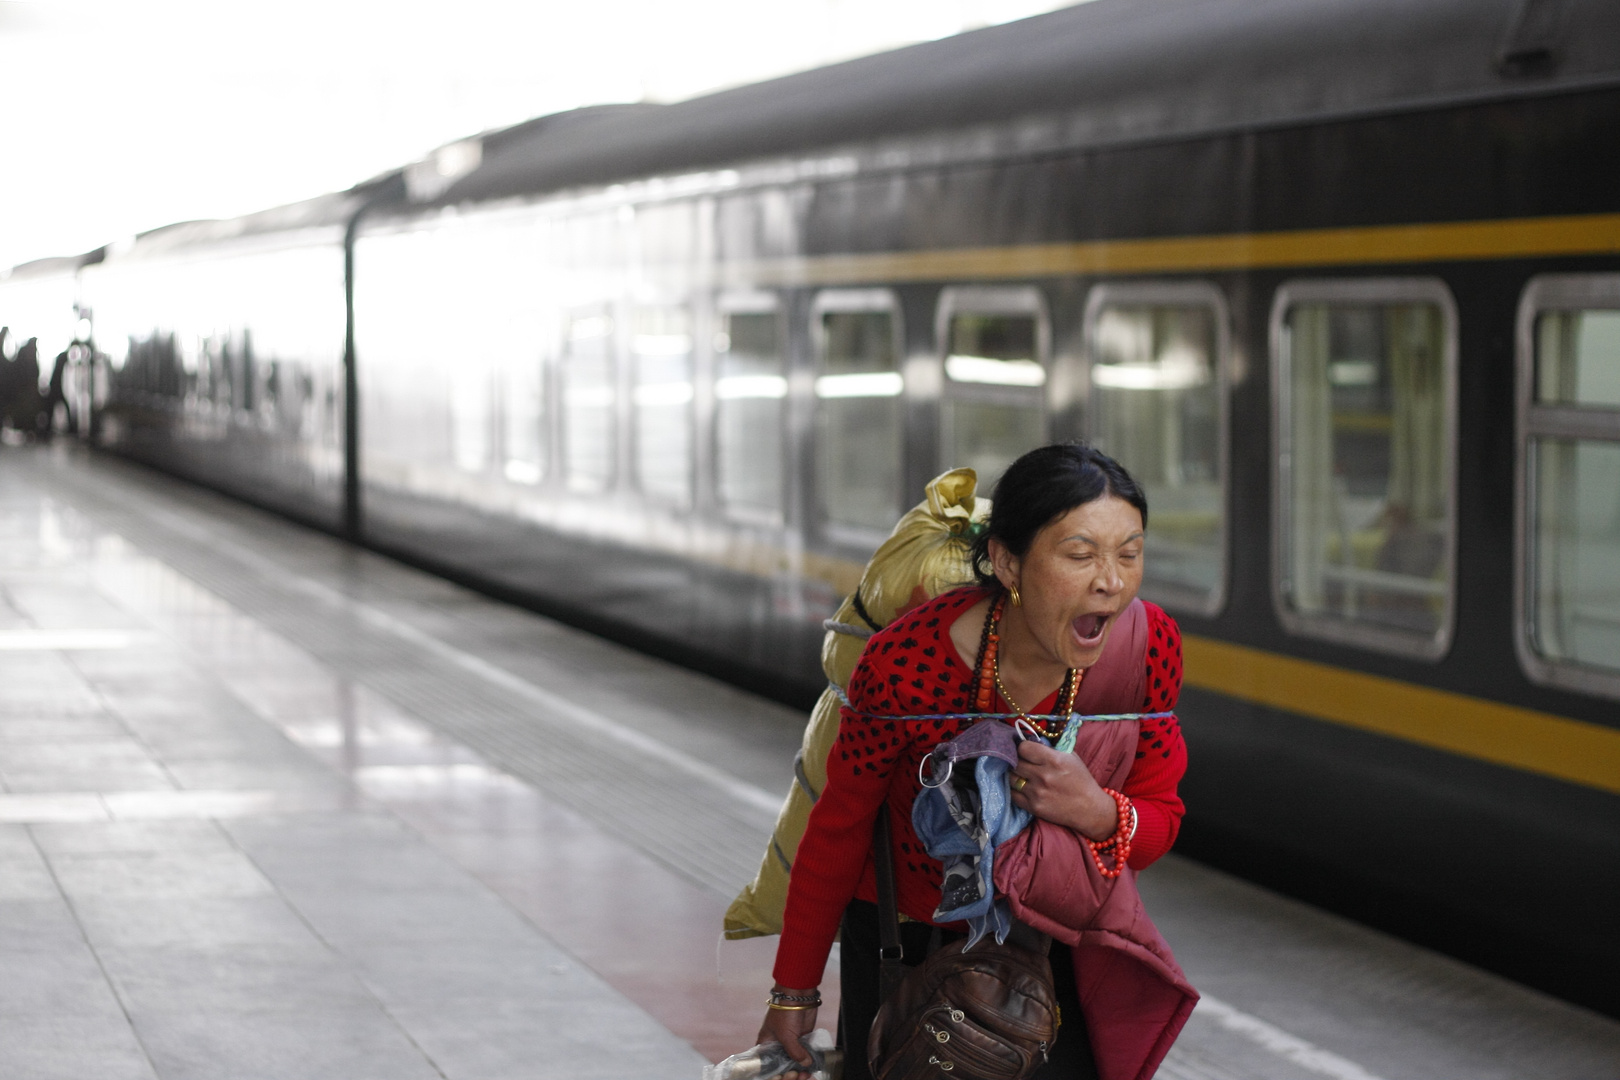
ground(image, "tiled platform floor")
xmin=2 ymin=444 xmax=1617 ymax=1080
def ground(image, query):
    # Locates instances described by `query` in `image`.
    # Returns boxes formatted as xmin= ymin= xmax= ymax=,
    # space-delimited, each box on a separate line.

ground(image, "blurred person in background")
xmin=0 ymin=328 xmax=13 ymax=439
xmin=2 ymin=337 xmax=42 ymax=439
xmin=42 ymin=348 xmax=75 ymax=438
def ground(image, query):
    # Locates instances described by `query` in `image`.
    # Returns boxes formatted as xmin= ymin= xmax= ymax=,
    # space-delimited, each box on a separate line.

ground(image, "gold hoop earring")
xmin=1008 ymin=584 xmax=1022 ymax=608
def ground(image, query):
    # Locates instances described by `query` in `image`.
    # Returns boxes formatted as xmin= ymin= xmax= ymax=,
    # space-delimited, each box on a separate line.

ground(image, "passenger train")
xmin=4 ymin=0 xmax=1618 ymax=1017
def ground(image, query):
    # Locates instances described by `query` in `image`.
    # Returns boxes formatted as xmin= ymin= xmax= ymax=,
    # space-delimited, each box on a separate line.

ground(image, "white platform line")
xmin=0 ymin=629 xmax=133 ymax=650
xmin=0 ymin=789 xmax=337 ymax=823
xmin=1196 ymin=995 xmax=1390 ymax=1080
xmin=0 ymin=793 xmax=109 ymax=823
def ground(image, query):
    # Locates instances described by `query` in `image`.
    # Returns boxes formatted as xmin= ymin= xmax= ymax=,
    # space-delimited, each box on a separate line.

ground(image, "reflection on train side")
xmin=344 ymin=208 xmax=1245 ymax=620
xmin=85 ymin=236 xmax=347 ymax=517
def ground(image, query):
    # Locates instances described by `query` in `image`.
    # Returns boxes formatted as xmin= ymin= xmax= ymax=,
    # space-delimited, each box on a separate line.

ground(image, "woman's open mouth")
xmin=1073 ymin=611 xmax=1111 ymax=646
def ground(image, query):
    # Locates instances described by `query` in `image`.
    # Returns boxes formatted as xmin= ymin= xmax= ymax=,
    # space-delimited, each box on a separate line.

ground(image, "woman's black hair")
xmin=969 ymin=443 xmax=1148 ymax=586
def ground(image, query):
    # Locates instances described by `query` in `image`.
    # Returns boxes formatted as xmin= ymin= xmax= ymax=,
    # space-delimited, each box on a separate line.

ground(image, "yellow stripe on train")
xmin=730 ymin=210 xmax=1620 ymax=286
xmin=1183 ymin=635 xmax=1620 ymax=796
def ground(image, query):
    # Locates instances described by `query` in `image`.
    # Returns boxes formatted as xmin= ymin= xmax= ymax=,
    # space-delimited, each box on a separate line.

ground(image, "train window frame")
xmin=810 ymin=288 xmax=906 ymax=549
xmin=560 ymin=305 xmax=620 ymax=495
xmin=1270 ymin=277 xmax=1460 ymax=661
xmin=713 ymin=291 xmax=788 ymax=528
xmin=628 ymin=301 xmax=697 ymax=511
xmin=934 ymin=286 xmax=1051 ymax=491
xmin=1514 ymin=274 xmax=1620 ymax=701
xmin=501 ymin=334 xmax=553 ymax=488
xmin=1082 ymin=280 xmax=1231 ymax=619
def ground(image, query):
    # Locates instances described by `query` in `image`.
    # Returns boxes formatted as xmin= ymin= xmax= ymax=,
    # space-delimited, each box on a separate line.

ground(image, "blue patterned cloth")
xmin=910 ymin=721 xmax=1034 ymax=947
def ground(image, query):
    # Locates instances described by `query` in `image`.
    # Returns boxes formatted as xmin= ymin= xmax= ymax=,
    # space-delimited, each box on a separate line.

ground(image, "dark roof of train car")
xmin=110 ymin=190 xmax=377 ymax=258
xmin=2 ymin=249 xmax=104 ymax=282
xmin=445 ymin=0 xmax=1620 ymax=205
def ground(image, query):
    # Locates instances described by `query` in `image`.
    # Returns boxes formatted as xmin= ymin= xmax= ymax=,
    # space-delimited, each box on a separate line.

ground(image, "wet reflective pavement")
xmin=1 ymin=444 xmax=1616 ymax=1080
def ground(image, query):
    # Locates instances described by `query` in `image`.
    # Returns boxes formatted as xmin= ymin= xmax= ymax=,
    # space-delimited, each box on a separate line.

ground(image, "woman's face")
xmin=992 ymin=494 xmax=1145 ymax=671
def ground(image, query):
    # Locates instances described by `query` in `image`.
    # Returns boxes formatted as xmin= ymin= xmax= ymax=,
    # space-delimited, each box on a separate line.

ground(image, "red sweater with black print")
xmin=774 ymin=586 xmax=1187 ymax=990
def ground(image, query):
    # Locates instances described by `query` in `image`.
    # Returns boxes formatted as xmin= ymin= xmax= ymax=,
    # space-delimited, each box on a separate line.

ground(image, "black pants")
xmin=837 ymin=899 xmax=1099 ymax=1080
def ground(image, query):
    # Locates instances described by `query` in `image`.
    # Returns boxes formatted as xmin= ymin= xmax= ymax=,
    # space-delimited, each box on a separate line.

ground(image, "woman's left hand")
xmin=1009 ymin=740 xmax=1119 ymax=841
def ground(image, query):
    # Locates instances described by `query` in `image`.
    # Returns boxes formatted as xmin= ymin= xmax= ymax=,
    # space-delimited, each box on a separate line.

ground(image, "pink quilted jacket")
xmin=993 ymin=599 xmax=1199 ymax=1080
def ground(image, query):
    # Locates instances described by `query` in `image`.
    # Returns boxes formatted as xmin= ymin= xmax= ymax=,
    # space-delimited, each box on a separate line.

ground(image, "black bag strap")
xmin=872 ymin=810 xmax=905 ymax=1003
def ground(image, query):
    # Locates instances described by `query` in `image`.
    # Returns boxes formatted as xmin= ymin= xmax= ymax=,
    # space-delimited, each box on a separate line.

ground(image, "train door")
xmin=935 ymin=286 xmax=1049 ymax=495
xmin=1084 ymin=282 xmax=1229 ymax=616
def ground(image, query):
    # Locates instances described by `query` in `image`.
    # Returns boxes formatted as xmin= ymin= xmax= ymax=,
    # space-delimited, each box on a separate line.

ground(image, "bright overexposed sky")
xmin=0 ymin=0 xmax=1082 ymax=270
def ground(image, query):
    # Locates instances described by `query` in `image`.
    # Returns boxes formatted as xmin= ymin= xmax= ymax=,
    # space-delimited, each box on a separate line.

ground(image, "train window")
xmin=562 ymin=312 xmax=616 ymax=493
xmin=632 ymin=306 xmax=694 ymax=508
xmin=1084 ymin=283 xmax=1227 ymax=616
xmin=1273 ymin=279 xmax=1457 ymax=659
xmin=715 ymin=303 xmax=785 ymax=519
xmin=503 ymin=357 xmax=546 ymax=485
xmin=1535 ymin=308 xmax=1620 ymax=408
xmin=1517 ymin=276 xmax=1620 ymax=696
xmin=451 ymin=365 xmax=491 ymax=474
xmin=936 ymin=287 xmax=1048 ymax=495
xmin=813 ymin=290 xmax=903 ymax=539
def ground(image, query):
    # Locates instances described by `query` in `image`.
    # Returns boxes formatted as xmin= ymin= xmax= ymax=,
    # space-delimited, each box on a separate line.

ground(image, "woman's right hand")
xmin=757 ymin=986 xmax=819 ymax=1079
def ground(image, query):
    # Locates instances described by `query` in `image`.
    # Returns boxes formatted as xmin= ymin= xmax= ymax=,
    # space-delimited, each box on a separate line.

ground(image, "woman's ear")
xmin=988 ymin=538 xmax=1021 ymax=592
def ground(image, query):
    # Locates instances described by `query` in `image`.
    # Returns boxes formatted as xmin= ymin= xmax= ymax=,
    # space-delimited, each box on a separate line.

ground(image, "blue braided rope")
xmin=827 ymin=682 xmax=1173 ymax=725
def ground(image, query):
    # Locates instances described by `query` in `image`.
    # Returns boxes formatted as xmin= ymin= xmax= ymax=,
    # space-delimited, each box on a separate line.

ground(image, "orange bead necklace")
xmin=971 ymin=591 xmax=1081 ymax=740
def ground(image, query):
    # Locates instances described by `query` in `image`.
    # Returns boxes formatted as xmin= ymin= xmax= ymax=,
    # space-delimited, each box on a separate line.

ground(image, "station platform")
xmin=0 ymin=443 xmax=1615 ymax=1080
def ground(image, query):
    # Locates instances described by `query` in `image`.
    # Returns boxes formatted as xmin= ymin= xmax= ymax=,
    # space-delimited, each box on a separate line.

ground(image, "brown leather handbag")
xmin=866 ymin=814 xmax=1059 ymax=1080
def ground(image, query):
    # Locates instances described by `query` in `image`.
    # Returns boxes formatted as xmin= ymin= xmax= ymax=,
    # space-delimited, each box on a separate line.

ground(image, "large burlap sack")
xmin=724 ymin=468 xmax=990 ymax=939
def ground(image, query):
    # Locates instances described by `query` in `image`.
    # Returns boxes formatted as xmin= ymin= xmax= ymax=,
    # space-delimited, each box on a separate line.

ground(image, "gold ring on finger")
xmin=1011 ymin=775 xmax=1028 ymax=792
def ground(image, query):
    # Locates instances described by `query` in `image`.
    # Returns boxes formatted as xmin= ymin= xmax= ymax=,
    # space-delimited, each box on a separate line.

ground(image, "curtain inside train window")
xmin=1536 ymin=310 xmax=1620 ymax=408
xmin=816 ymin=301 xmax=902 ymax=537
xmin=1281 ymin=296 xmax=1452 ymax=647
xmin=942 ymin=313 xmax=1045 ymax=494
xmin=632 ymin=307 xmax=693 ymax=508
xmin=1528 ymin=308 xmax=1620 ymax=675
xmin=715 ymin=309 xmax=784 ymax=518
xmin=1089 ymin=300 xmax=1222 ymax=612
xmin=563 ymin=313 xmax=615 ymax=493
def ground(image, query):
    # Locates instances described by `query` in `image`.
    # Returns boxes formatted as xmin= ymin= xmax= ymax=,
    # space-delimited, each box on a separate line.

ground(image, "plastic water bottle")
xmin=702 ymin=1028 xmax=840 ymax=1080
